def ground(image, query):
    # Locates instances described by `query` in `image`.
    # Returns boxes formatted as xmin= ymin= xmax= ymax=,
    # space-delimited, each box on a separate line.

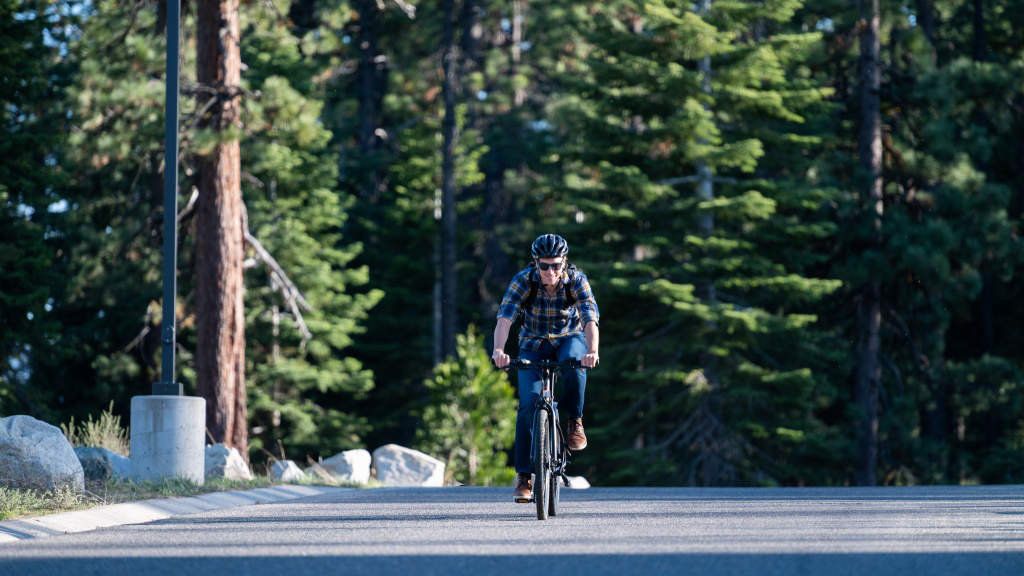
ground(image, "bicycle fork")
xmin=543 ymin=374 xmax=572 ymax=485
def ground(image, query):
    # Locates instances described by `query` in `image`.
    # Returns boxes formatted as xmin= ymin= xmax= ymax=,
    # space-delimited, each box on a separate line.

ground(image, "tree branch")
xmin=659 ymin=175 xmax=738 ymax=186
xmin=177 ymin=187 xmax=200 ymax=224
xmin=390 ymin=0 xmax=417 ymax=18
xmin=241 ymin=204 xmax=314 ymax=347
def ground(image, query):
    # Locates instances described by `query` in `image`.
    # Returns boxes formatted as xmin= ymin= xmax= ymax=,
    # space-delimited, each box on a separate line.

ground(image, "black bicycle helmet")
xmin=531 ymin=234 xmax=569 ymax=259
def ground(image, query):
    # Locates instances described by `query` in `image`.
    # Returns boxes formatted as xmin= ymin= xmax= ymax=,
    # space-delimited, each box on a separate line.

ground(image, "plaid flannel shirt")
xmin=497 ymin=266 xmax=600 ymax=352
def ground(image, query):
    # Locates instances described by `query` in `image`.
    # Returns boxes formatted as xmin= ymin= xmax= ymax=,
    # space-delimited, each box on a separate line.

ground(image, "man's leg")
xmin=557 ymin=333 xmax=588 ymax=418
xmin=514 ymin=346 xmax=545 ymax=475
xmin=557 ymin=333 xmax=588 ymax=450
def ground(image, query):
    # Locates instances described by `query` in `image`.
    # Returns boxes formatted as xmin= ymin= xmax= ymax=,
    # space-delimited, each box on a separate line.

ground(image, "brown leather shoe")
xmin=567 ymin=418 xmax=588 ymax=451
xmin=513 ymin=473 xmax=532 ymax=500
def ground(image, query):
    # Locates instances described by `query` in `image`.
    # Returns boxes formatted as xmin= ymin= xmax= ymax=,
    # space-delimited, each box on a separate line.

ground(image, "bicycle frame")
xmin=505 ymin=357 xmax=584 ymax=518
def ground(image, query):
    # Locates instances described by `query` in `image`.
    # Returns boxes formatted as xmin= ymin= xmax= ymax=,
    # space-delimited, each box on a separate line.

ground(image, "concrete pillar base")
xmin=130 ymin=395 xmax=206 ymax=484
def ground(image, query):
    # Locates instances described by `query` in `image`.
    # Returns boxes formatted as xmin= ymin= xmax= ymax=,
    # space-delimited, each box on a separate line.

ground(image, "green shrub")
xmin=415 ymin=326 xmax=517 ymax=486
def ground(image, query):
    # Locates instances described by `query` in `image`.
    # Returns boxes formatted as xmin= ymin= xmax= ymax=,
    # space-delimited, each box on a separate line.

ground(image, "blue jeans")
xmin=514 ymin=333 xmax=588 ymax=474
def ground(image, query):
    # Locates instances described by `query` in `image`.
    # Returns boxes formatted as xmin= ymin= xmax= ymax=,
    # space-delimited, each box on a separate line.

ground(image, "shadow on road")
xmin=5 ymin=552 xmax=1024 ymax=576
xmin=288 ymin=485 xmax=1024 ymax=505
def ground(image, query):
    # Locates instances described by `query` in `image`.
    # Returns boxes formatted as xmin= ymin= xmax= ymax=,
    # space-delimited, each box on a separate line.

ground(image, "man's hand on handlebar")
xmin=492 ymin=355 xmax=598 ymax=370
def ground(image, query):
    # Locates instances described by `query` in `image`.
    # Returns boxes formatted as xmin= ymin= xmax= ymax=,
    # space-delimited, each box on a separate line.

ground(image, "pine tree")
xmin=31 ymin=0 xmax=380 ymax=463
xmin=33 ymin=0 xmax=175 ymax=423
xmin=797 ymin=0 xmax=1024 ymax=484
xmin=0 ymin=0 xmax=68 ymax=417
xmin=872 ymin=0 xmax=1024 ymax=483
xmin=542 ymin=0 xmax=844 ymax=485
xmin=238 ymin=2 xmax=383 ymax=461
xmin=299 ymin=1 xmax=488 ymax=447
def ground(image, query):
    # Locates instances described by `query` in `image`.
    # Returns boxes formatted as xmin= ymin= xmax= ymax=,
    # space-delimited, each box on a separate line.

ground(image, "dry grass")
xmin=61 ymin=401 xmax=130 ymax=456
xmin=0 ymin=485 xmax=93 ymax=521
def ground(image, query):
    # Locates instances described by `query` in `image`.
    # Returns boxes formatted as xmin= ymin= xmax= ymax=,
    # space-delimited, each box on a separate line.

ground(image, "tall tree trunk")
xmin=511 ymin=0 xmax=525 ymax=107
xmin=973 ymin=1 xmax=993 ymax=353
xmin=972 ymin=0 xmax=986 ymax=62
xmin=915 ymin=0 xmax=936 ymax=57
xmin=195 ymin=0 xmax=247 ymax=458
xmin=479 ymin=152 xmax=512 ymax=331
xmin=357 ymin=0 xmax=386 ymax=200
xmin=439 ymin=0 xmax=458 ymax=359
xmin=694 ymin=0 xmax=722 ymax=485
xmin=478 ymin=0 xmax=522 ymax=341
xmin=460 ymin=0 xmax=506 ymax=327
xmin=854 ymin=0 xmax=882 ymax=486
xmin=697 ymin=0 xmax=717 ymax=390
xmin=697 ymin=0 xmax=715 ymax=284
xmin=460 ymin=0 xmax=480 ymax=108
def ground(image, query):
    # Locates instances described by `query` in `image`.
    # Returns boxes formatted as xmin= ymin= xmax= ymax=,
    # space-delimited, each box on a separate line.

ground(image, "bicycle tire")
xmin=532 ymin=409 xmax=550 ymax=520
xmin=549 ymin=471 xmax=560 ymax=516
xmin=549 ymin=435 xmax=561 ymax=517
xmin=548 ymin=411 xmax=561 ymax=516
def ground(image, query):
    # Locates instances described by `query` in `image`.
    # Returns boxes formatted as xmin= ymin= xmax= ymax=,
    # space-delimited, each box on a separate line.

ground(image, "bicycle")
xmin=506 ymin=357 xmax=587 ymax=520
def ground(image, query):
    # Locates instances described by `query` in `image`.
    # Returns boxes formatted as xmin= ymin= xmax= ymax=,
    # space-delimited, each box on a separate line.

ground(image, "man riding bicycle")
xmin=492 ymin=234 xmax=600 ymax=500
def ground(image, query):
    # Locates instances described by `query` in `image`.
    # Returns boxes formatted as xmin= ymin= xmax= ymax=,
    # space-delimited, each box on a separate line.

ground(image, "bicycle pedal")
xmin=514 ymin=497 xmax=532 ymax=504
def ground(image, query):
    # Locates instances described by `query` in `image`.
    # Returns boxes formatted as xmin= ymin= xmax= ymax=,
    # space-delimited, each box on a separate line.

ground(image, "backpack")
xmin=503 ymin=262 xmax=579 ymax=357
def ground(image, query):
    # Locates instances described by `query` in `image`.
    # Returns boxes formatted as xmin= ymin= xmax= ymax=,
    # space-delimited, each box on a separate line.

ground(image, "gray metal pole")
xmin=155 ymin=0 xmax=183 ymax=396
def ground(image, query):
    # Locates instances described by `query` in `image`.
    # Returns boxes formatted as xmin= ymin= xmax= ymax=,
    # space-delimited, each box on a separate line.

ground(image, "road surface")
xmin=3 ymin=485 xmax=1024 ymax=575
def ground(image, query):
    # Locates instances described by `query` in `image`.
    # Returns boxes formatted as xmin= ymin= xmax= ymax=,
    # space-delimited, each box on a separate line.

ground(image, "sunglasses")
xmin=536 ymin=260 xmax=564 ymax=271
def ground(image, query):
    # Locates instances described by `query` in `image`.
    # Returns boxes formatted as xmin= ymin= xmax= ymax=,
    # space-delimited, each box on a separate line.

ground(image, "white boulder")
xmin=565 ymin=475 xmax=591 ymax=489
xmin=74 ymin=446 xmax=131 ymax=481
xmin=321 ymin=449 xmax=372 ymax=485
xmin=371 ymin=444 xmax=445 ymax=487
xmin=204 ymin=443 xmax=253 ymax=481
xmin=0 ymin=415 xmax=85 ymax=492
xmin=270 ymin=460 xmax=304 ymax=483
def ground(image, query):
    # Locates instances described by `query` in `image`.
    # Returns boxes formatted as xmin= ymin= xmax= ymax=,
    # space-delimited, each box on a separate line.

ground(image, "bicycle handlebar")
xmin=500 ymin=358 xmax=587 ymax=370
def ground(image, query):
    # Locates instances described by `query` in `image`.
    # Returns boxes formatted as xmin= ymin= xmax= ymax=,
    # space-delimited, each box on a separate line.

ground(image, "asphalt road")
xmin=3 ymin=485 xmax=1024 ymax=575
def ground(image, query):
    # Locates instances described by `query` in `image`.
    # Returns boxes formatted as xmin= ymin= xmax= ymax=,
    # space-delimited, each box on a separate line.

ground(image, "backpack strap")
xmin=563 ymin=264 xmax=578 ymax=306
xmin=521 ymin=265 xmax=540 ymax=316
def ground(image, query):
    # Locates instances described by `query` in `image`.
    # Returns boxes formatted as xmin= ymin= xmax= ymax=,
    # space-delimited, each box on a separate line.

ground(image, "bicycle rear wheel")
xmin=532 ymin=409 xmax=550 ymax=520
xmin=548 ymin=464 xmax=561 ymax=517
xmin=549 ymin=416 xmax=561 ymax=516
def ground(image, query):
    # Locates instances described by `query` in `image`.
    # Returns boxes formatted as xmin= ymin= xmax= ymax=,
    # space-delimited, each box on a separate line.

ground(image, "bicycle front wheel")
xmin=532 ymin=409 xmax=550 ymax=520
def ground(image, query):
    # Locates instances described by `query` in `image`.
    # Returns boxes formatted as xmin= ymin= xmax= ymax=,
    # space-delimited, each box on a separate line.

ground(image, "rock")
xmin=270 ymin=460 xmax=304 ymax=483
xmin=74 ymin=446 xmax=131 ymax=481
xmin=565 ymin=475 xmax=591 ymax=489
xmin=371 ymin=444 xmax=445 ymax=487
xmin=320 ymin=449 xmax=372 ymax=485
xmin=204 ymin=443 xmax=253 ymax=481
xmin=0 ymin=415 xmax=85 ymax=493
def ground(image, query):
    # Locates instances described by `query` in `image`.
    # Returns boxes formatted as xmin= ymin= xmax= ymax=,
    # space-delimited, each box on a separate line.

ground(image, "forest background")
xmin=3 ymin=0 xmax=1024 ymax=487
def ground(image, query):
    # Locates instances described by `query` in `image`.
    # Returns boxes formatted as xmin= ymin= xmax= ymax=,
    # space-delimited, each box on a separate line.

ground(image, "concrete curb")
xmin=0 ymin=484 xmax=351 ymax=544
